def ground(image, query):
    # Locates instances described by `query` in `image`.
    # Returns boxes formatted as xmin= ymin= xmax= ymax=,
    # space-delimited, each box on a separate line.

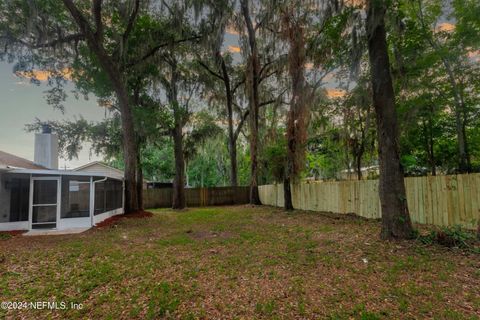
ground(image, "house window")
xmin=61 ymin=176 xmax=90 ymax=219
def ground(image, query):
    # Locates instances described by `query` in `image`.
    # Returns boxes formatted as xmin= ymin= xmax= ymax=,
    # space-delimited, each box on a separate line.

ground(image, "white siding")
xmin=75 ymin=163 xmax=123 ymax=179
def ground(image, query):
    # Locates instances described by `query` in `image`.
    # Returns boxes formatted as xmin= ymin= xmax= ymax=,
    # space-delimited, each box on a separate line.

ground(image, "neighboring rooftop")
xmin=74 ymin=161 xmax=124 ymax=178
xmin=0 ymin=150 xmax=47 ymax=170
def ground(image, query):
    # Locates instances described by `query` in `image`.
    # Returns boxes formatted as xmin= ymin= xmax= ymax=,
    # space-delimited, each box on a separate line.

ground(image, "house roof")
xmin=0 ymin=150 xmax=47 ymax=170
xmin=73 ymin=161 xmax=124 ymax=175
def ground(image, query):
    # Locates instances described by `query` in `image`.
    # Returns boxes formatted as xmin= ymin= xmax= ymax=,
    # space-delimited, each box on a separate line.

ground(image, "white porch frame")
xmin=29 ymin=176 xmax=61 ymax=230
xmin=0 ymin=170 xmax=124 ymax=232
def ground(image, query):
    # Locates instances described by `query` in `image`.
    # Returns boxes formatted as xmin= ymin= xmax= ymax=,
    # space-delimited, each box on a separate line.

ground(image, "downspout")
xmin=91 ymin=176 xmax=108 ymax=226
xmin=28 ymin=173 xmax=33 ymax=230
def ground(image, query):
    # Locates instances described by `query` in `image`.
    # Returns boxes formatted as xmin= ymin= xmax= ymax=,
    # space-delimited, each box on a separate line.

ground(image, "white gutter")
xmin=8 ymin=168 xmax=123 ymax=181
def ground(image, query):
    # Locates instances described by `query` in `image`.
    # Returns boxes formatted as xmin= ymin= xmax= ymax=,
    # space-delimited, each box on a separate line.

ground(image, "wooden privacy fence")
xmin=259 ymin=173 xmax=480 ymax=230
xmin=144 ymin=186 xmax=250 ymax=209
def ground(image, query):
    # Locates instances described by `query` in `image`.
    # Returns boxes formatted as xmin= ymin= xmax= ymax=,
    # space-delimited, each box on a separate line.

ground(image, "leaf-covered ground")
xmin=1 ymin=206 xmax=479 ymax=319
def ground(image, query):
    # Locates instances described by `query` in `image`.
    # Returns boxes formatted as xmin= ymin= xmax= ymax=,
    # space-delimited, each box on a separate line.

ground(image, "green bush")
xmin=0 ymin=233 xmax=12 ymax=241
xmin=418 ymin=225 xmax=478 ymax=250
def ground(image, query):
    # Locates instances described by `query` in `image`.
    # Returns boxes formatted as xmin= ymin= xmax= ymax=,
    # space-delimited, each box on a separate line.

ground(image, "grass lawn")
xmin=1 ymin=206 xmax=479 ymax=319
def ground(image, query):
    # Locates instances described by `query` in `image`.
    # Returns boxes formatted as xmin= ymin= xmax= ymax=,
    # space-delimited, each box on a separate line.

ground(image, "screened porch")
xmin=0 ymin=170 xmax=123 ymax=231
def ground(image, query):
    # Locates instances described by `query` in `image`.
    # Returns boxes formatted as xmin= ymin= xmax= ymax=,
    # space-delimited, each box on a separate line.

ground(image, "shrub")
xmin=0 ymin=233 xmax=12 ymax=241
xmin=418 ymin=225 xmax=478 ymax=251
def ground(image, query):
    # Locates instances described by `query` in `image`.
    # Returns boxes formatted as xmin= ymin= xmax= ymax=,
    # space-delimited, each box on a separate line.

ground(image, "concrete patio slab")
xmin=23 ymin=228 xmax=90 ymax=236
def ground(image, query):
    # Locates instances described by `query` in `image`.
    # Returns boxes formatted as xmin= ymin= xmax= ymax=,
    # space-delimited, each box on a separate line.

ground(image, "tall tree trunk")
xmin=283 ymin=9 xmax=309 ymax=211
xmin=356 ymin=152 xmax=363 ymax=180
xmin=168 ymin=61 xmax=186 ymax=210
xmin=219 ymin=55 xmax=238 ymax=187
xmin=440 ymin=76 xmax=470 ymax=174
xmin=136 ymin=152 xmax=144 ymax=210
xmin=477 ymin=220 xmax=480 ymax=241
xmin=241 ymin=0 xmax=261 ymax=205
xmin=62 ymin=0 xmax=141 ymax=213
xmin=185 ymin=160 xmax=189 ymax=187
xmin=367 ymin=0 xmax=413 ymax=239
xmin=424 ymin=110 xmax=436 ymax=176
xmin=229 ymin=139 xmax=238 ymax=186
xmin=429 ymin=135 xmax=436 ymax=176
xmin=113 ymin=78 xmax=141 ymax=213
xmin=416 ymin=0 xmax=471 ymax=173
xmin=248 ymin=84 xmax=261 ymax=204
xmin=283 ymin=176 xmax=293 ymax=210
xmin=284 ymin=108 xmax=295 ymax=211
xmin=445 ymin=62 xmax=470 ymax=173
xmin=172 ymin=122 xmax=186 ymax=209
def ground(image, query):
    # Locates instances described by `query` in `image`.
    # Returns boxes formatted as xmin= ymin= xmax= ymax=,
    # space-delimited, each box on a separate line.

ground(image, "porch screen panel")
xmin=33 ymin=180 xmax=57 ymax=204
xmin=94 ymin=181 xmax=105 ymax=215
xmin=61 ymin=176 xmax=90 ymax=218
xmin=94 ymin=178 xmax=123 ymax=215
xmin=106 ymin=179 xmax=122 ymax=211
xmin=32 ymin=179 xmax=58 ymax=229
xmin=1 ymin=174 xmax=30 ymax=222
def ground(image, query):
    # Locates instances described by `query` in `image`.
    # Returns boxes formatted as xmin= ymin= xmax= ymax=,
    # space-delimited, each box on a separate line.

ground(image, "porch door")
xmin=31 ymin=177 xmax=60 ymax=229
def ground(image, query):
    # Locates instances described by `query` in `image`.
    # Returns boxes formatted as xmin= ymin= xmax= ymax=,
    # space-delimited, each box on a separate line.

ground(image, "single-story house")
xmin=0 ymin=125 xmax=124 ymax=232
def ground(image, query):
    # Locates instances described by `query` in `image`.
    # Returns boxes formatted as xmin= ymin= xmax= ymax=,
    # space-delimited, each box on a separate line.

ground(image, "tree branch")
xmin=93 ymin=0 xmax=103 ymax=42
xmin=42 ymin=33 xmax=86 ymax=48
xmin=197 ymin=60 xmax=224 ymax=81
xmin=122 ymin=0 xmax=140 ymax=48
xmin=62 ymin=0 xmax=96 ymax=46
xmin=232 ymin=77 xmax=245 ymax=94
xmin=125 ymin=35 xmax=201 ymax=68
xmin=259 ymin=99 xmax=276 ymax=107
xmin=234 ymin=109 xmax=249 ymax=140
xmin=2 ymin=33 xmax=85 ymax=49
xmin=259 ymin=70 xmax=278 ymax=84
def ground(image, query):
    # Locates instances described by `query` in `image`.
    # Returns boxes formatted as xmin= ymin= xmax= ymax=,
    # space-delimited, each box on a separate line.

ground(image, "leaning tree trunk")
xmin=367 ymin=0 xmax=413 ymax=239
xmin=172 ymin=122 xmax=186 ymax=209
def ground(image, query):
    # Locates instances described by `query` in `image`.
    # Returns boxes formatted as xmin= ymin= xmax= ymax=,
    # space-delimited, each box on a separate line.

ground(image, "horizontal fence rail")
xmin=144 ymin=186 xmax=250 ymax=209
xmin=259 ymin=173 xmax=480 ymax=230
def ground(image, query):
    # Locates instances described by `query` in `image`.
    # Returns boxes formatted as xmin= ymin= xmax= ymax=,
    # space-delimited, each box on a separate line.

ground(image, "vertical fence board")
xmin=470 ymin=175 xmax=479 ymax=229
xmin=258 ymin=173 xmax=480 ymax=229
xmin=144 ymin=186 xmax=250 ymax=209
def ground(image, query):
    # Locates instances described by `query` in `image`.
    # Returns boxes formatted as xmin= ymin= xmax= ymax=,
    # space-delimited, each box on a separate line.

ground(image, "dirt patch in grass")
xmin=1 ymin=206 xmax=479 ymax=319
xmin=187 ymin=230 xmax=235 ymax=240
xmin=95 ymin=210 xmax=153 ymax=228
